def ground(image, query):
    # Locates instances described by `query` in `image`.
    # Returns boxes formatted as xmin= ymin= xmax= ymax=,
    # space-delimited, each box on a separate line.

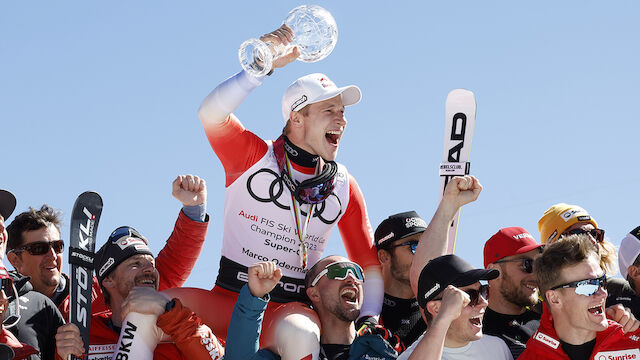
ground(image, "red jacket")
xmin=520 ymin=305 xmax=640 ymax=359
xmin=58 ymin=210 xmax=208 ymax=319
xmin=55 ymin=299 xmax=223 ymax=360
xmin=1 ymin=327 xmax=38 ymax=360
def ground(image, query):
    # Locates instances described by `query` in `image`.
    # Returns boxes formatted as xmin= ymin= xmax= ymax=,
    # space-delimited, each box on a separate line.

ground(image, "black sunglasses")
xmin=434 ymin=284 xmax=489 ymax=307
xmin=550 ymin=274 xmax=607 ymax=297
xmin=8 ymin=240 xmax=65 ymax=256
xmin=494 ymin=258 xmax=534 ymax=274
xmin=561 ymin=228 xmax=605 ymax=243
xmin=389 ymin=240 xmax=418 ymax=254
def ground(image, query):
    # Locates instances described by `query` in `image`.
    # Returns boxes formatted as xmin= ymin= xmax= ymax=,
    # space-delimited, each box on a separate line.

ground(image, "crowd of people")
xmin=2 ymin=24 xmax=640 ymax=360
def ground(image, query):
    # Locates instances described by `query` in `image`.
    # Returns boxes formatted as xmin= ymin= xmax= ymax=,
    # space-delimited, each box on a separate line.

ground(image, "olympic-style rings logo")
xmin=246 ymin=168 xmax=342 ymax=224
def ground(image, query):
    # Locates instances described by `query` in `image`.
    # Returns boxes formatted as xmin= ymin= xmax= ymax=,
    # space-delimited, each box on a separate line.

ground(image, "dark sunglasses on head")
xmin=550 ymin=274 xmax=607 ymax=296
xmin=434 ymin=284 xmax=489 ymax=307
xmin=108 ymin=226 xmax=147 ymax=244
xmin=561 ymin=228 xmax=605 ymax=243
xmin=310 ymin=261 xmax=365 ymax=287
xmin=494 ymin=258 xmax=534 ymax=274
xmin=389 ymin=240 xmax=418 ymax=254
xmin=8 ymin=240 xmax=64 ymax=256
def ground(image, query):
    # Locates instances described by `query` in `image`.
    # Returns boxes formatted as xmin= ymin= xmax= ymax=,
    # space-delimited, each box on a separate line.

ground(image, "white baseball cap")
xmin=281 ymin=73 xmax=361 ymax=122
xmin=619 ymin=226 xmax=640 ymax=278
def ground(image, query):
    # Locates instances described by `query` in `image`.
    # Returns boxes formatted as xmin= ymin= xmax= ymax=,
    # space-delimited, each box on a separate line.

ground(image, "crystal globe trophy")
xmin=239 ymin=5 xmax=338 ymax=77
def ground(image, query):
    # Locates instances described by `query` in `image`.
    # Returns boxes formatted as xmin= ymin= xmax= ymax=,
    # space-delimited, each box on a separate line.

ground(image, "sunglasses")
xmin=494 ymin=258 xmax=534 ymax=274
xmin=8 ymin=240 xmax=65 ymax=256
xmin=389 ymin=241 xmax=418 ymax=254
xmin=560 ymin=228 xmax=605 ymax=243
xmin=310 ymin=261 xmax=365 ymax=287
xmin=434 ymin=284 xmax=489 ymax=307
xmin=108 ymin=226 xmax=147 ymax=244
xmin=550 ymin=274 xmax=607 ymax=296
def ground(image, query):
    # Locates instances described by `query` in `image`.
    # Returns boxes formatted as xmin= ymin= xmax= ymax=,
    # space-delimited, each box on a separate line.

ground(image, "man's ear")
xmin=546 ymin=289 xmax=561 ymax=308
xmin=290 ymin=111 xmax=305 ymax=128
xmin=426 ymin=300 xmax=440 ymax=318
xmin=628 ymin=265 xmax=640 ymax=280
xmin=102 ymin=275 xmax=115 ymax=290
xmin=306 ymin=286 xmax=320 ymax=303
xmin=377 ymin=249 xmax=390 ymax=265
xmin=6 ymin=252 xmax=22 ymax=272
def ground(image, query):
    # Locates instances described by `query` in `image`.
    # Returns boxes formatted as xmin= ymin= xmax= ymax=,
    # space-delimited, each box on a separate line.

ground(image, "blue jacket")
xmin=225 ymin=284 xmax=397 ymax=360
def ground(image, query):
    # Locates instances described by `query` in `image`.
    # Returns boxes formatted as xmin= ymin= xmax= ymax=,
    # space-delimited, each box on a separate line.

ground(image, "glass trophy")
xmin=239 ymin=5 xmax=338 ymax=77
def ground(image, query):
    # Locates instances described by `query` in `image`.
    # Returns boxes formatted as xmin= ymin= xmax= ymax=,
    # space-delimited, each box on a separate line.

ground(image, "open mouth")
xmin=325 ymin=130 xmax=341 ymax=146
xmin=588 ymin=304 xmax=604 ymax=316
xmin=340 ymin=287 xmax=358 ymax=304
xmin=136 ymin=277 xmax=157 ymax=287
xmin=469 ymin=315 xmax=482 ymax=327
xmin=523 ymin=283 xmax=538 ymax=291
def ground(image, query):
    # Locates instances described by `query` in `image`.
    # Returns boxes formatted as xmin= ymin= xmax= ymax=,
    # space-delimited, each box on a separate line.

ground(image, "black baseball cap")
xmin=0 ymin=190 xmax=16 ymax=220
xmin=417 ymin=254 xmax=499 ymax=309
xmin=94 ymin=226 xmax=153 ymax=285
xmin=374 ymin=211 xmax=427 ymax=250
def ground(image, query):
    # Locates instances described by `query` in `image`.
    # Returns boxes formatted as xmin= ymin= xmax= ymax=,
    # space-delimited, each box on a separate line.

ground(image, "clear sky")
xmin=2 ymin=1 xmax=639 ymax=289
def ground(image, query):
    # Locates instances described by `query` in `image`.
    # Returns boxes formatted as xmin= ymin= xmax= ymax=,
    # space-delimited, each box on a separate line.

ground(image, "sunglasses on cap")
xmin=310 ymin=261 xmax=365 ymax=287
xmin=389 ymin=240 xmax=418 ymax=254
xmin=434 ymin=284 xmax=489 ymax=307
xmin=550 ymin=274 xmax=607 ymax=296
xmin=494 ymin=258 xmax=534 ymax=274
xmin=561 ymin=228 xmax=605 ymax=243
xmin=7 ymin=240 xmax=64 ymax=256
xmin=108 ymin=226 xmax=147 ymax=244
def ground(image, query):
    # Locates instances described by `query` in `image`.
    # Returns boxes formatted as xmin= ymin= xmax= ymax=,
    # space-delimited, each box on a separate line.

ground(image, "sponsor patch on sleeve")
xmin=594 ymin=349 xmax=640 ymax=360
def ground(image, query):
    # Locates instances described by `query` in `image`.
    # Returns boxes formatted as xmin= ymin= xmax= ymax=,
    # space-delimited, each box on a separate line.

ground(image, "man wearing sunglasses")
xmin=225 ymin=257 xmax=398 ymax=360
xmin=374 ymin=211 xmax=428 ymax=348
xmin=482 ymin=227 xmax=544 ymax=359
xmin=189 ymin=24 xmax=383 ymax=358
xmin=1 ymin=189 xmax=65 ymax=360
xmin=55 ymin=226 xmax=223 ymax=360
xmin=397 ymin=254 xmax=512 ymax=360
xmin=520 ymin=233 xmax=640 ymax=359
xmin=6 ymin=174 xmax=210 ymax=321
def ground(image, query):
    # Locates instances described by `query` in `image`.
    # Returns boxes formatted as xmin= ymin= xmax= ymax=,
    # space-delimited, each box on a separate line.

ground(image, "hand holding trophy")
xmin=239 ymin=5 xmax=338 ymax=77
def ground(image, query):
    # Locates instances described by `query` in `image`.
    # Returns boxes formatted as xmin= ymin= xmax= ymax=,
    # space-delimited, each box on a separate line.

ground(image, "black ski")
xmin=68 ymin=191 xmax=103 ymax=359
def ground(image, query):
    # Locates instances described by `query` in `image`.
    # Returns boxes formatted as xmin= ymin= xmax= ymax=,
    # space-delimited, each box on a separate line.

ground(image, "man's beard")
xmin=390 ymin=254 xmax=411 ymax=286
xmin=500 ymin=271 xmax=538 ymax=308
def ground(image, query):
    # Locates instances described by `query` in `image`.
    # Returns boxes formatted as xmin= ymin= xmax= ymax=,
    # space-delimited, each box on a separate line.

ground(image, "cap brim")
xmin=512 ymin=243 xmax=544 ymax=256
xmin=310 ymin=85 xmax=362 ymax=108
xmin=452 ymin=268 xmax=500 ymax=288
xmin=0 ymin=190 xmax=16 ymax=220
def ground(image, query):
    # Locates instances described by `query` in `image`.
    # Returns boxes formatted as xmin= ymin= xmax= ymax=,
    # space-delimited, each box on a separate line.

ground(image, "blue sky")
xmin=2 ymin=1 xmax=639 ymax=289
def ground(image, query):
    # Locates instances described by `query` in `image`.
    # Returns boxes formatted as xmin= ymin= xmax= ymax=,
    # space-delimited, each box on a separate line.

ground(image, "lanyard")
xmin=283 ymin=152 xmax=320 ymax=269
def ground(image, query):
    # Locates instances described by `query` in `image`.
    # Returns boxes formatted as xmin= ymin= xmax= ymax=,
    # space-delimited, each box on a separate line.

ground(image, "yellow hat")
xmin=537 ymin=203 xmax=598 ymax=244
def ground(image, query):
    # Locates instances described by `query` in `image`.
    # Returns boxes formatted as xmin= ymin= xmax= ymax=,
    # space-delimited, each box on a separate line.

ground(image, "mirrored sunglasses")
xmin=389 ymin=240 xmax=418 ymax=254
xmin=550 ymin=274 xmax=607 ymax=296
xmin=8 ymin=240 xmax=65 ymax=256
xmin=494 ymin=258 xmax=534 ymax=274
xmin=310 ymin=261 xmax=365 ymax=287
xmin=562 ymin=228 xmax=605 ymax=243
xmin=108 ymin=226 xmax=147 ymax=244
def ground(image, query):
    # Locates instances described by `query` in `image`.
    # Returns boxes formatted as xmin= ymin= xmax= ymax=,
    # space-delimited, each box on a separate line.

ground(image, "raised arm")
xmin=409 ymin=176 xmax=482 ymax=295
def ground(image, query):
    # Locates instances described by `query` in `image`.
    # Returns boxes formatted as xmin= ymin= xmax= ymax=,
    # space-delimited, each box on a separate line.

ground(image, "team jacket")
xmin=204 ymin=114 xmax=380 ymax=302
xmin=55 ymin=298 xmax=222 ymax=360
xmin=519 ymin=306 xmax=640 ymax=359
xmin=56 ymin=209 xmax=209 ymax=319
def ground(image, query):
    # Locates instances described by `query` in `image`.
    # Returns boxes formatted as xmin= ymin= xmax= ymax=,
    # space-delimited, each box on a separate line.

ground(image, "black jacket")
xmin=6 ymin=272 xmax=65 ymax=360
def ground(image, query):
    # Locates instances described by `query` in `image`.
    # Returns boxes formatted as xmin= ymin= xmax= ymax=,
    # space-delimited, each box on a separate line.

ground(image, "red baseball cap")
xmin=483 ymin=227 xmax=543 ymax=268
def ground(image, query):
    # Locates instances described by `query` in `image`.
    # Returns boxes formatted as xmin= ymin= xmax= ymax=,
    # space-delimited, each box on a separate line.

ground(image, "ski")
xmin=439 ymin=89 xmax=476 ymax=254
xmin=68 ymin=191 xmax=103 ymax=359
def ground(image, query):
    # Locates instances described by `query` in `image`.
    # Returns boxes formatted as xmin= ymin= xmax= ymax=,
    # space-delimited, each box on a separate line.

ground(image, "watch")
xmin=164 ymin=299 xmax=176 ymax=313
